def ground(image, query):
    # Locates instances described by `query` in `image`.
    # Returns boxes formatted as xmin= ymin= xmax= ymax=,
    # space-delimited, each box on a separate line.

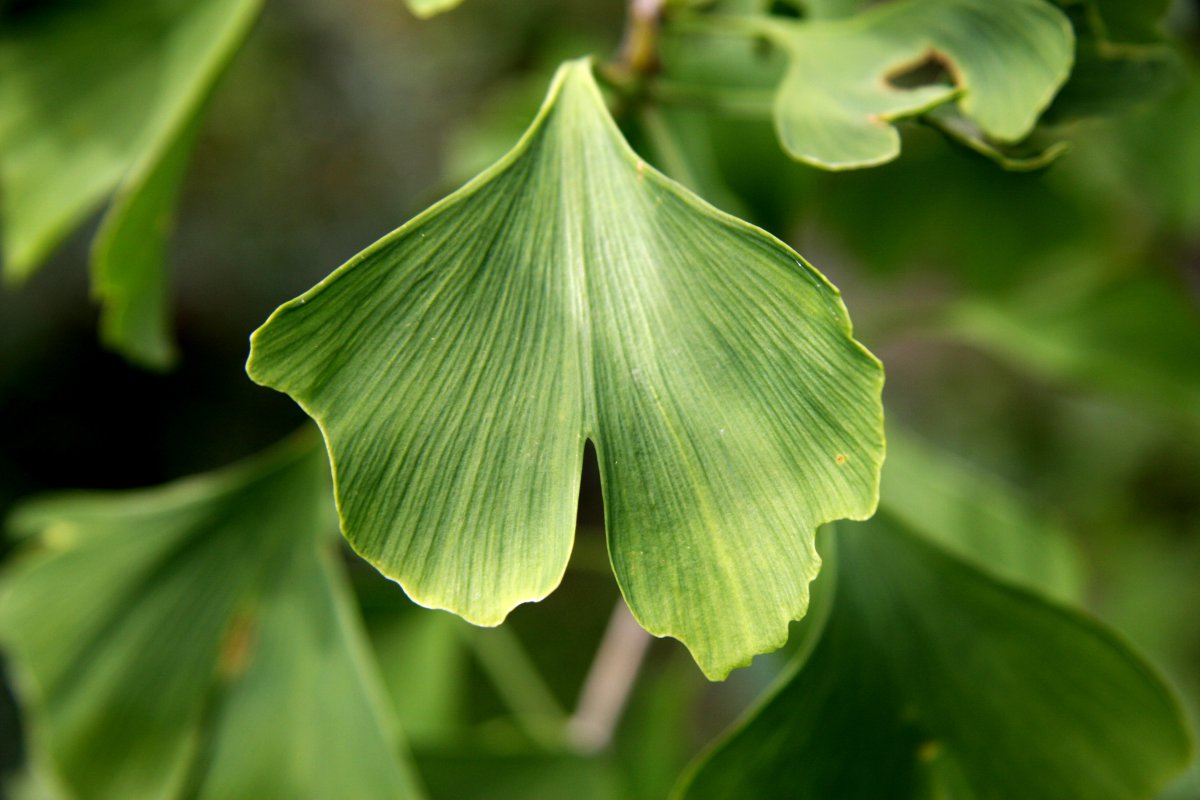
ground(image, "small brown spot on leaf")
xmin=835 ymin=454 xmax=847 ymax=465
xmin=217 ymin=611 xmax=257 ymax=680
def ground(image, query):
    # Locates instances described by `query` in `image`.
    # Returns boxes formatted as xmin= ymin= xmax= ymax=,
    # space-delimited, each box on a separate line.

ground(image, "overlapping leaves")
xmin=247 ymin=59 xmax=885 ymax=680
xmin=756 ymin=0 xmax=1075 ymax=169
xmin=0 ymin=435 xmax=424 ymax=799
xmin=0 ymin=0 xmax=262 ymax=367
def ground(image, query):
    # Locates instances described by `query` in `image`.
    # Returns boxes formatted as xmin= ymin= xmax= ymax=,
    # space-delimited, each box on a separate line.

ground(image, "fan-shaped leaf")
xmin=756 ymin=0 xmax=1074 ymax=168
xmin=247 ymin=59 xmax=885 ymax=680
xmin=0 ymin=435 xmax=424 ymax=800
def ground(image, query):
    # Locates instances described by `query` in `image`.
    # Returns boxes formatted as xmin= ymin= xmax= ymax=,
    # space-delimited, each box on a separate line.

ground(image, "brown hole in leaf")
xmin=884 ymin=49 xmax=957 ymax=91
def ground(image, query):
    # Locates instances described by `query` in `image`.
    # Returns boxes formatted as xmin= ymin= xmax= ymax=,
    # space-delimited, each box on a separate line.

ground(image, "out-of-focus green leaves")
xmin=880 ymin=426 xmax=1082 ymax=600
xmin=943 ymin=263 xmax=1200 ymax=430
xmin=754 ymin=0 xmax=1074 ymax=168
xmin=1110 ymin=70 xmax=1200 ymax=233
xmin=405 ymin=0 xmax=465 ymax=19
xmin=678 ymin=518 xmax=1194 ymax=800
xmin=370 ymin=610 xmax=472 ymax=746
xmin=1083 ymin=0 xmax=1172 ymax=43
xmin=0 ymin=0 xmax=262 ymax=367
xmin=0 ymin=434 xmax=424 ymax=799
xmin=795 ymin=0 xmax=865 ymax=19
xmin=1045 ymin=40 xmax=1182 ymax=123
xmin=247 ymin=59 xmax=884 ymax=680
xmin=416 ymin=751 xmax=623 ymax=800
xmin=88 ymin=116 xmax=201 ymax=370
xmin=1045 ymin=0 xmax=1183 ymax=123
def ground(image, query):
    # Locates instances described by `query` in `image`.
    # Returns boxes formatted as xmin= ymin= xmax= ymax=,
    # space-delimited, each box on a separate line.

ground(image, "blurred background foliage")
xmin=1 ymin=0 xmax=1198 ymax=796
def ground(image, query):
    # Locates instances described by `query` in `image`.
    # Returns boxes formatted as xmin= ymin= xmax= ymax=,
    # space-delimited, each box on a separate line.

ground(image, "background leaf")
xmin=879 ymin=426 xmax=1083 ymax=601
xmin=757 ymin=0 xmax=1074 ymax=168
xmin=0 ymin=434 xmax=424 ymax=799
xmin=247 ymin=59 xmax=885 ymax=680
xmin=678 ymin=517 xmax=1194 ymax=799
xmin=0 ymin=0 xmax=262 ymax=366
xmin=88 ymin=115 xmax=202 ymax=370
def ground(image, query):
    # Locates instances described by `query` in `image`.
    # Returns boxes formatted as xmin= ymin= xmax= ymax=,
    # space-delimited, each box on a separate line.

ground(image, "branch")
xmin=567 ymin=601 xmax=654 ymax=752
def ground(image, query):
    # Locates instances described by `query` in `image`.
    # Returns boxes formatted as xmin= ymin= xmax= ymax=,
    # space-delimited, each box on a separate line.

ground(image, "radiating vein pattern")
xmin=248 ymin=59 xmax=884 ymax=679
xmin=0 ymin=436 xmax=423 ymax=799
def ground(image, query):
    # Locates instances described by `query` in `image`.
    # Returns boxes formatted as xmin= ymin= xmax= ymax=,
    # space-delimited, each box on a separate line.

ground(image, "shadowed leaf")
xmin=678 ymin=517 xmax=1193 ymax=799
xmin=880 ymin=426 xmax=1082 ymax=601
xmin=0 ymin=435 xmax=424 ymax=799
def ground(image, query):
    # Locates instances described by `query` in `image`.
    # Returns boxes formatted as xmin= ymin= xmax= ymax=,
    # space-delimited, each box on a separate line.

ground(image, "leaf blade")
xmin=0 ymin=435 xmax=424 ymax=799
xmin=678 ymin=517 xmax=1194 ymax=799
xmin=247 ymin=59 xmax=885 ymax=679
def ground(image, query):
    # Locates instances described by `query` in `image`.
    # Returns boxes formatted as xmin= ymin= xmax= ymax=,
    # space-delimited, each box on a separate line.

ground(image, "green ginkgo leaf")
xmin=677 ymin=517 xmax=1194 ymax=799
xmin=0 ymin=0 xmax=262 ymax=367
xmin=247 ymin=59 xmax=885 ymax=680
xmin=0 ymin=434 xmax=424 ymax=800
xmin=755 ymin=0 xmax=1074 ymax=168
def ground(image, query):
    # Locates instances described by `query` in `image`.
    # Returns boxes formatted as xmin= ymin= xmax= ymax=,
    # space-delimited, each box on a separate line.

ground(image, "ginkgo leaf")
xmin=677 ymin=518 xmax=1194 ymax=799
xmin=0 ymin=0 xmax=261 ymax=366
xmin=247 ymin=58 xmax=885 ymax=680
xmin=89 ymin=114 xmax=202 ymax=370
xmin=0 ymin=434 xmax=424 ymax=800
xmin=754 ymin=0 xmax=1074 ymax=168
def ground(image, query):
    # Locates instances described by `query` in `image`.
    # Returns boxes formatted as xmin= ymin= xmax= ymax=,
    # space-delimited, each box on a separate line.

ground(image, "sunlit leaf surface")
xmin=0 ymin=0 xmax=261 ymax=366
xmin=247 ymin=59 xmax=885 ymax=680
xmin=88 ymin=115 xmax=201 ymax=370
xmin=757 ymin=0 xmax=1074 ymax=168
xmin=0 ymin=435 xmax=424 ymax=800
xmin=679 ymin=517 xmax=1193 ymax=799
xmin=405 ymin=0 xmax=465 ymax=18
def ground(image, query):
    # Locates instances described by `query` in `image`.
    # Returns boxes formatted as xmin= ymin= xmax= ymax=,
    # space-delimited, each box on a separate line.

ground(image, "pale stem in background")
xmin=568 ymin=601 xmax=654 ymax=752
